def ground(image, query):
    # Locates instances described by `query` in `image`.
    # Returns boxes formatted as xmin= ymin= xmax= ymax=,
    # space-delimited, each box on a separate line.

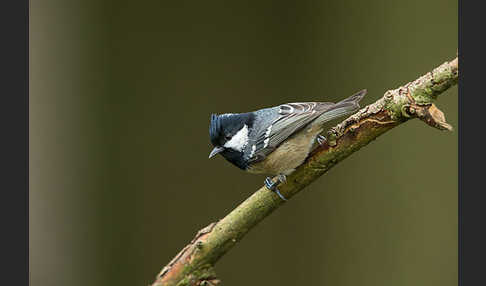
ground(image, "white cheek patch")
xmin=223 ymin=125 xmax=249 ymax=151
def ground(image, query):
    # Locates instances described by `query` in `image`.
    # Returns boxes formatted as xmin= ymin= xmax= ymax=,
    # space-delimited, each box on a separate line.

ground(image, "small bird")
xmin=208 ymin=89 xmax=366 ymax=200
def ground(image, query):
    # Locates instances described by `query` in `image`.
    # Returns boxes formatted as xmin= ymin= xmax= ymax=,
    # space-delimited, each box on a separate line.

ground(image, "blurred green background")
xmin=30 ymin=0 xmax=457 ymax=285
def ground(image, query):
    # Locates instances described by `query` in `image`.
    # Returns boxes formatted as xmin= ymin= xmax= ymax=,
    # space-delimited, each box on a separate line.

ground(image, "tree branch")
xmin=151 ymin=55 xmax=458 ymax=286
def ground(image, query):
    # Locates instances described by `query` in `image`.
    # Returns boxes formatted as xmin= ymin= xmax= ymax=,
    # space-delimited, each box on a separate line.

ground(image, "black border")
xmin=459 ymin=1 xmax=485 ymax=285
xmin=458 ymin=0 xmax=462 ymax=284
xmin=0 ymin=0 xmax=28 ymax=285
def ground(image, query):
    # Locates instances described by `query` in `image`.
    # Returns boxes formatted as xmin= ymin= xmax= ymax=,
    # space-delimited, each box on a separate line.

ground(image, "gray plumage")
xmin=243 ymin=89 xmax=366 ymax=166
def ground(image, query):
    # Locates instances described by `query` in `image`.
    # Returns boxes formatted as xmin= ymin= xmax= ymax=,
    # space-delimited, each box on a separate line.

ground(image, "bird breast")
xmin=247 ymin=125 xmax=322 ymax=175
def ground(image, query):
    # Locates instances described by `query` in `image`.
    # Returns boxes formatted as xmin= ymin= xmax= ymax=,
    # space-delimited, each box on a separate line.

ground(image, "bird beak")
xmin=208 ymin=146 xmax=224 ymax=159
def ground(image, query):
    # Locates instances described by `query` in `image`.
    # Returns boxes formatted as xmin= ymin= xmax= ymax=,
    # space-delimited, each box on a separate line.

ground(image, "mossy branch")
xmin=151 ymin=55 xmax=458 ymax=286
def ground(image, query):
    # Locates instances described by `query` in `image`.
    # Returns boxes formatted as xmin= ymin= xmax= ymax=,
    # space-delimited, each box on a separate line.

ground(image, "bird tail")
xmin=337 ymin=89 xmax=367 ymax=106
xmin=315 ymin=89 xmax=367 ymax=124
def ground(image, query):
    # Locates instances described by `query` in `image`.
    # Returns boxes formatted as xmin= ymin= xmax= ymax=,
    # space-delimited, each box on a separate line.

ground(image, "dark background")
xmin=30 ymin=1 xmax=457 ymax=285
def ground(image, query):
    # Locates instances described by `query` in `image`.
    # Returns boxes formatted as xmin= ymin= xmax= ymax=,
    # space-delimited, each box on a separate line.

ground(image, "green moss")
xmin=175 ymin=265 xmax=217 ymax=286
xmin=385 ymin=95 xmax=409 ymax=121
xmin=412 ymin=88 xmax=434 ymax=104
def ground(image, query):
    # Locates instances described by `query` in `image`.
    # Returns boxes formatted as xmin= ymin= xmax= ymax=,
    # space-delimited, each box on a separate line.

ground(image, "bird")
xmin=208 ymin=89 xmax=366 ymax=201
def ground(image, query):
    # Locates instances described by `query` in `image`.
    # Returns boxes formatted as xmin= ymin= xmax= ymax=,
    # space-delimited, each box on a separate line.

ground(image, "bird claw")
xmin=264 ymin=176 xmax=288 ymax=201
xmin=317 ymin=135 xmax=327 ymax=146
xmin=264 ymin=177 xmax=276 ymax=190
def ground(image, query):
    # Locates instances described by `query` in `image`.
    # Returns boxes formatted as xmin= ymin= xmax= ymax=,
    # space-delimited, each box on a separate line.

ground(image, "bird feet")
xmin=317 ymin=135 xmax=327 ymax=146
xmin=264 ymin=175 xmax=288 ymax=201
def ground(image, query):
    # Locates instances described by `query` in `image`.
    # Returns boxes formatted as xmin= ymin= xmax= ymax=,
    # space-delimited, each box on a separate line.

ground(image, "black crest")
xmin=209 ymin=113 xmax=254 ymax=147
xmin=209 ymin=113 xmax=222 ymax=146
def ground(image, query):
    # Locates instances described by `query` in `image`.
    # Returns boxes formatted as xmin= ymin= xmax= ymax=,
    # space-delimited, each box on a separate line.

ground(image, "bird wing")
xmin=247 ymin=102 xmax=335 ymax=163
xmin=246 ymin=89 xmax=366 ymax=164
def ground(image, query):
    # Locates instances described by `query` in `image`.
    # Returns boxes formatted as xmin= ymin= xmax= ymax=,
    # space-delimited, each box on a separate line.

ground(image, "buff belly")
xmin=247 ymin=126 xmax=323 ymax=176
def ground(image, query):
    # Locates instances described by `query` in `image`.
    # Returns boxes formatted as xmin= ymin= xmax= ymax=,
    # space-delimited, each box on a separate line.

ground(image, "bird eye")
xmin=224 ymin=135 xmax=231 ymax=140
